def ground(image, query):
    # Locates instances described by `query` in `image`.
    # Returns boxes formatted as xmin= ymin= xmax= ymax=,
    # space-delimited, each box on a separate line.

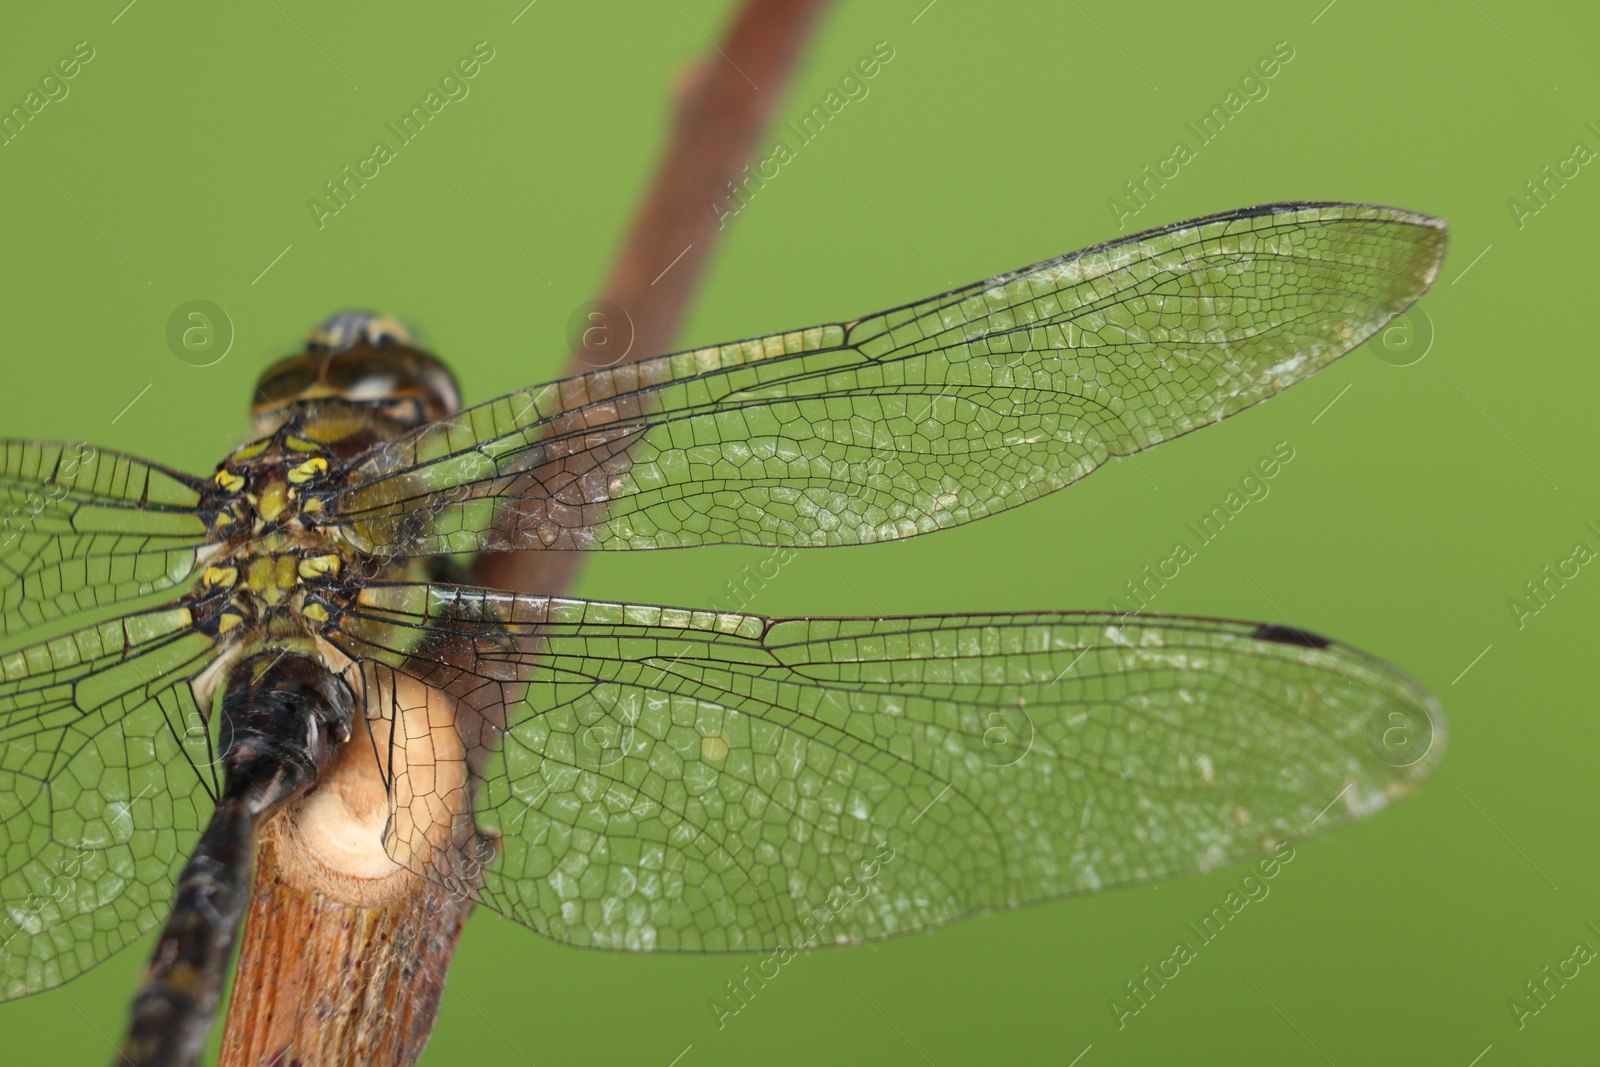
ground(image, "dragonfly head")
xmin=252 ymin=311 xmax=461 ymax=437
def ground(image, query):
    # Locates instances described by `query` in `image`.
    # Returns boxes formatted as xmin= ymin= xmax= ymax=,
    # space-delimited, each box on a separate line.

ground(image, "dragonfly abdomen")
xmin=117 ymin=654 xmax=356 ymax=1067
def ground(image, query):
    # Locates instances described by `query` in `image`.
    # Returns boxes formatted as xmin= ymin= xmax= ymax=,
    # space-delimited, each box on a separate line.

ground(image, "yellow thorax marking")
xmin=257 ymin=480 xmax=290 ymax=522
xmin=297 ymin=554 xmax=341 ymax=579
xmin=213 ymin=470 xmax=245 ymax=493
xmin=241 ymin=555 xmax=294 ymax=605
xmin=245 ymin=556 xmax=276 ymax=591
xmin=236 ymin=551 xmax=342 ymax=606
xmin=202 ymin=565 xmax=238 ymax=589
xmin=287 ymin=456 xmax=329 ymax=484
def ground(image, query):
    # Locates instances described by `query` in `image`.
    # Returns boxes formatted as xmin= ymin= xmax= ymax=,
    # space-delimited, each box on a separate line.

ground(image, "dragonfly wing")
xmin=320 ymin=202 xmax=1446 ymax=557
xmin=329 ymin=584 xmax=1445 ymax=952
xmin=0 ymin=441 xmax=210 ymax=637
xmin=0 ymin=605 xmax=219 ymax=999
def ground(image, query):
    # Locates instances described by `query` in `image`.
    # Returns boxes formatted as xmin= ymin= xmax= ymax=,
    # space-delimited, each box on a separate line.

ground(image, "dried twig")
xmin=471 ymin=0 xmax=831 ymax=598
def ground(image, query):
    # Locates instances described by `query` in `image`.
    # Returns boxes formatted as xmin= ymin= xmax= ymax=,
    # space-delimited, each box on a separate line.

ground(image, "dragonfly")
xmin=0 ymin=202 xmax=1448 ymax=1066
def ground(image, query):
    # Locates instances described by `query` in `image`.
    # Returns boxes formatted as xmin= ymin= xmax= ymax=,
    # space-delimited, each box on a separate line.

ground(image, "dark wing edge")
xmin=326 ymin=584 xmax=1446 ymax=954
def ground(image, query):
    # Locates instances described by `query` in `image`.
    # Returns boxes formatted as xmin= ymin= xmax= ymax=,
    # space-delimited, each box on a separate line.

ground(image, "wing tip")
xmin=1229 ymin=200 xmax=1450 ymax=263
xmin=1245 ymin=618 xmax=1450 ymax=789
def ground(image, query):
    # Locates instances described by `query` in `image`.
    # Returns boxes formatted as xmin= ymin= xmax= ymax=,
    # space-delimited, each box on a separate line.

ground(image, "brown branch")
xmin=219 ymin=3 xmax=830 ymax=1064
xmin=471 ymin=0 xmax=831 ymax=599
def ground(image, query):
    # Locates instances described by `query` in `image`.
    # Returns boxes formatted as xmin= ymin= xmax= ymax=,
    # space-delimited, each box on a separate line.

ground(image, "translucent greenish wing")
xmin=0 ymin=440 xmax=210 ymax=637
xmin=331 ymin=584 xmax=1445 ymax=953
xmin=319 ymin=202 xmax=1447 ymax=557
xmin=0 ymin=604 xmax=219 ymax=999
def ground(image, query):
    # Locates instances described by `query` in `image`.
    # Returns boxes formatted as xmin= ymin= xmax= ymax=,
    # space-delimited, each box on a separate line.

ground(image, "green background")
xmin=1 ymin=1 xmax=1594 ymax=1063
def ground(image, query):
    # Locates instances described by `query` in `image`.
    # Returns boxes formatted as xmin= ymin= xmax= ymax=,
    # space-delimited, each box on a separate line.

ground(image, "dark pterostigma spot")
xmin=1232 ymin=202 xmax=1304 ymax=219
xmin=1248 ymin=622 xmax=1333 ymax=649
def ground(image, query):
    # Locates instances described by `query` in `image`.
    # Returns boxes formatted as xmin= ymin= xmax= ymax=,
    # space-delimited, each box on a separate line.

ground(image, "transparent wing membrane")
xmin=321 ymin=203 xmax=1446 ymax=557
xmin=0 ymin=605 xmax=217 ymax=999
xmin=0 ymin=441 xmax=209 ymax=638
xmin=0 ymin=202 xmax=1451 ymax=1001
xmin=329 ymin=584 xmax=1445 ymax=953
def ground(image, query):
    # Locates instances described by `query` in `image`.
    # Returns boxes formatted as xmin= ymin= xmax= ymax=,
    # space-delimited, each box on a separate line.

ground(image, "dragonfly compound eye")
xmin=252 ymin=310 xmax=461 ymax=435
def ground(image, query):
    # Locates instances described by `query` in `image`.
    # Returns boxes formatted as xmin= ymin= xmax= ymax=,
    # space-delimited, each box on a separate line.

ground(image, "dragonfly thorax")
xmin=193 ymin=429 xmax=378 ymax=641
xmin=204 ymin=428 xmax=340 ymax=535
xmin=191 ymin=311 xmax=461 ymax=655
